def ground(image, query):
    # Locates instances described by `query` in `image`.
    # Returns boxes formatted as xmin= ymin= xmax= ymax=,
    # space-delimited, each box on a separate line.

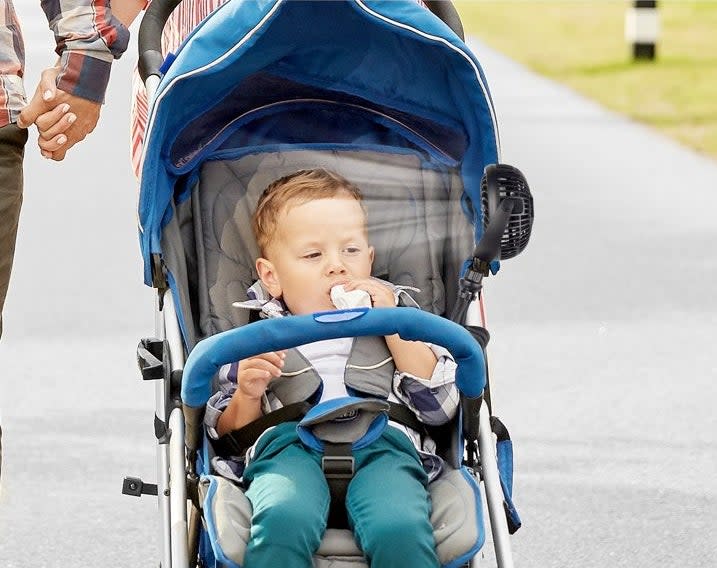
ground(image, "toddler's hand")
xmin=343 ymin=279 xmax=396 ymax=308
xmin=236 ymin=351 xmax=286 ymax=400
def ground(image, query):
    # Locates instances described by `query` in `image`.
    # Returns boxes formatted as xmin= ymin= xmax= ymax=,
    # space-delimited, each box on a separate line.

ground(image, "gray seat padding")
xmin=200 ymin=467 xmax=483 ymax=567
xmin=192 ymin=149 xmax=473 ymax=337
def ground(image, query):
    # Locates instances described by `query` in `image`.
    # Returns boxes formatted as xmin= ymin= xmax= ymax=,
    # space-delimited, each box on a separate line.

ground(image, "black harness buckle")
xmin=322 ymin=455 xmax=355 ymax=479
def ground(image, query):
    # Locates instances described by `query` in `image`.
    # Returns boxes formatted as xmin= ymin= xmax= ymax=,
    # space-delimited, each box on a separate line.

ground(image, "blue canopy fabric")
xmin=138 ymin=0 xmax=500 ymax=285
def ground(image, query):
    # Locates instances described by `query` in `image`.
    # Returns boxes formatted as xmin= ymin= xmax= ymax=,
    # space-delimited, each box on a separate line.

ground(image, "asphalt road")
xmin=1 ymin=11 xmax=715 ymax=568
xmin=473 ymin=41 xmax=717 ymax=568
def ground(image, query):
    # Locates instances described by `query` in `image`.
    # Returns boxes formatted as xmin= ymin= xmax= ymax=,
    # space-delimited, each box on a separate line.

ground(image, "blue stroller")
xmin=123 ymin=1 xmax=534 ymax=567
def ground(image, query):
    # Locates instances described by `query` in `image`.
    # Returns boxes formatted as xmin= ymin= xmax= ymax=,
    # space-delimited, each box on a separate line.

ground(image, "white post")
xmin=625 ymin=0 xmax=659 ymax=61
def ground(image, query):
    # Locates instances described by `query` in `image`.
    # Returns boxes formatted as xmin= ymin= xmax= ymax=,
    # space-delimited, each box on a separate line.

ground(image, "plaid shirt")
xmin=205 ymin=279 xmax=459 ymax=482
xmin=0 ymin=0 xmax=130 ymax=128
xmin=130 ymin=0 xmax=227 ymax=176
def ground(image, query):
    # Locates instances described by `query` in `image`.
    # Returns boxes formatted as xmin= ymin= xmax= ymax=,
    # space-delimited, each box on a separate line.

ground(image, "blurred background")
xmin=454 ymin=1 xmax=717 ymax=159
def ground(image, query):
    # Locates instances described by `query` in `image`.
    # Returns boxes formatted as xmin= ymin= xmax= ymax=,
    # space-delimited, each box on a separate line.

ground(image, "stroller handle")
xmin=425 ymin=1 xmax=464 ymax=40
xmin=137 ymin=0 xmax=465 ymax=82
xmin=138 ymin=0 xmax=182 ymax=82
xmin=182 ymin=307 xmax=485 ymax=407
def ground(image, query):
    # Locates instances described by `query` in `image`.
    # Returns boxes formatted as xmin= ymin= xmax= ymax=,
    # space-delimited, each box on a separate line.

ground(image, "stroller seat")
xmin=201 ymin=467 xmax=484 ymax=567
xmin=181 ymin=148 xmax=481 ymax=567
xmin=193 ymin=149 xmax=473 ymax=337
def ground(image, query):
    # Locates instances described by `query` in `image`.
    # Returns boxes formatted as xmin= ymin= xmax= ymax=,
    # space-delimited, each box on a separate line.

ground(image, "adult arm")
xmin=18 ymin=0 xmax=144 ymax=159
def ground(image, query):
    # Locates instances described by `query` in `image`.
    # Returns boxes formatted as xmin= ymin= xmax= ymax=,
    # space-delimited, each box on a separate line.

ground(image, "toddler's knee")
xmin=362 ymin=516 xmax=436 ymax=564
xmin=255 ymin=502 xmax=325 ymax=543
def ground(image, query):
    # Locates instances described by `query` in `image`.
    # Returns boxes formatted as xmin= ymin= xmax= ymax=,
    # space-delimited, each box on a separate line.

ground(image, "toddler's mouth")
xmin=328 ymin=280 xmax=350 ymax=293
xmin=330 ymin=284 xmax=371 ymax=310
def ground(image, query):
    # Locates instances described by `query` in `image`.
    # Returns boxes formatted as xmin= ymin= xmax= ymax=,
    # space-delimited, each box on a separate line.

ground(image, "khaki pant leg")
xmin=0 ymin=123 xmax=28 ymax=339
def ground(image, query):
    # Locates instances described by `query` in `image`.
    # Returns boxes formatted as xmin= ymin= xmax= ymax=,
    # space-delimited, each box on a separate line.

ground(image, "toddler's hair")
xmin=253 ymin=168 xmax=365 ymax=254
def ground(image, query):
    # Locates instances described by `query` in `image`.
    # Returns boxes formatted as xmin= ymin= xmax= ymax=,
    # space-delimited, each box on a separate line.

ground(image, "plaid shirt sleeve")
xmin=1 ymin=0 xmax=26 ymax=125
xmin=41 ymin=0 xmax=130 ymax=102
xmin=204 ymin=361 xmax=240 ymax=438
xmin=392 ymin=344 xmax=460 ymax=426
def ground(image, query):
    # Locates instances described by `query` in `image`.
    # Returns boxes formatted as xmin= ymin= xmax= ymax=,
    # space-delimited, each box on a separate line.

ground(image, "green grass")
xmin=454 ymin=1 xmax=717 ymax=159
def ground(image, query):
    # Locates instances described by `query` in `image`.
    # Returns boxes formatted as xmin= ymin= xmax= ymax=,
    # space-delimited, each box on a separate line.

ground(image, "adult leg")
xmin=347 ymin=427 xmax=440 ymax=568
xmin=0 ymin=123 xmax=27 ymax=486
xmin=243 ymin=422 xmax=330 ymax=568
xmin=0 ymin=123 xmax=27 ymax=339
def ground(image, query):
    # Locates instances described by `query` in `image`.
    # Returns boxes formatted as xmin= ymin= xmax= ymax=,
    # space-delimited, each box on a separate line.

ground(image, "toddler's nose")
xmin=326 ymin=256 xmax=347 ymax=275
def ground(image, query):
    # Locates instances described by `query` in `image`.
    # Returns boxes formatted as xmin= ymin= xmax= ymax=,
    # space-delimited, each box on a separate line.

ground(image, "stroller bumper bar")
xmin=182 ymin=307 xmax=486 ymax=408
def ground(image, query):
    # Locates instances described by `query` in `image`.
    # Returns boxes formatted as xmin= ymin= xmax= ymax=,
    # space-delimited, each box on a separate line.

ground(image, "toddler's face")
xmin=257 ymin=197 xmax=374 ymax=315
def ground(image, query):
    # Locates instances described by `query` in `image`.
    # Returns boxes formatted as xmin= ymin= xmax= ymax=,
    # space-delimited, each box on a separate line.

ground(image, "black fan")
xmin=480 ymin=163 xmax=534 ymax=260
xmin=451 ymin=164 xmax=534 ymax=323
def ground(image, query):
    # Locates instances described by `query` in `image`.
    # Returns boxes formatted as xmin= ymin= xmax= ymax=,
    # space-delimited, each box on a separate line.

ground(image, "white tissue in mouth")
xmin=330 ymin=285 xmax=372 ymax=309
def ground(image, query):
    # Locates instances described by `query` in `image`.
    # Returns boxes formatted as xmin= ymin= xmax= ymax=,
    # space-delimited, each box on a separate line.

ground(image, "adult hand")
xmin=30 ymin=102 xmax=77 ymax=158
xmin=17 ymin=66 xmax=101 ymax=161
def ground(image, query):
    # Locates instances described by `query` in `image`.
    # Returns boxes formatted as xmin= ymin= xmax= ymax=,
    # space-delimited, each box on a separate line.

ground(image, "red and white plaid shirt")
xmin=0 ymin=0 xmax=130 ymax=128
xmin=130 ymin=0 xmax=227 ymax=177
xmin=129 ymin=0 xmax=427 ymax=178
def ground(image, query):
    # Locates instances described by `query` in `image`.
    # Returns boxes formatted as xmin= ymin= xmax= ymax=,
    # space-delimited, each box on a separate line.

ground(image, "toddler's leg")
xmin=243 ymin=422 xmax=330 ymax=568
xmin=346 ymin=427 xmax=440 ymax=568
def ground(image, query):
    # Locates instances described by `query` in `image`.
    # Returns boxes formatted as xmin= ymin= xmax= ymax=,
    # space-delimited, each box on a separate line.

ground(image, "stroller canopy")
xmin=138 ymin=0 xmax=500 ymax=286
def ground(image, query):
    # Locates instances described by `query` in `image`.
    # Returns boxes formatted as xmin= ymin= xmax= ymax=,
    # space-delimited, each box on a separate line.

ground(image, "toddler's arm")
xmin=342 ymin=278 xmax=438 ymax=377
xmin=392 ymin=344 xmax=459 ymax=426
xmin=343 ymin=278 xmax=459 ymax=425
xmin=216 ymin=351 xmax=286 ymax=436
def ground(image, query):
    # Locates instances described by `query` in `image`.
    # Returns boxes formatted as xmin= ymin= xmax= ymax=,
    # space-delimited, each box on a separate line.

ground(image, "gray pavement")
xmin=0 ymin=11 xmax=158 ymax=566
xmin=0 ymin=12 xmax=715 ymax=567
xmin=471 ymin=40 xmax=717 ymax=567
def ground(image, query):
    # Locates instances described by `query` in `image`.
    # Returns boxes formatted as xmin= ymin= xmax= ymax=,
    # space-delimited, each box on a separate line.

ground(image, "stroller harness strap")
xmin=213 ymin=334 xmax=426 ymax=455
xmin=297 ymin=397 xmax=391 ymax=529
xmin=213 ymin=401 xmax=313 ymax=457
xmin=213 ymin=401 xmax=425 ymax=459
xmin=268 ymin=335 xmax=396 ymax=405
xmin=322 ymin=442 xmax=354 ymax=528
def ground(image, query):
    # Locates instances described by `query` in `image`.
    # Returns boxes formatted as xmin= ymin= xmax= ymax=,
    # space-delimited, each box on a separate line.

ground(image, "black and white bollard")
xmin=625 ymin=0 xmax=659 ymax=60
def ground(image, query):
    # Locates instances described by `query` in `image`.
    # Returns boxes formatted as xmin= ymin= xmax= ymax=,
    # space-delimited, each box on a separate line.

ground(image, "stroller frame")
xmin=125 ymin=1 xmax=526 ymax=567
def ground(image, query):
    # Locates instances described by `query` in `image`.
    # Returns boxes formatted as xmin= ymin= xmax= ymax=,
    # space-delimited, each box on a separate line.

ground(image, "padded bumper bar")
xmin=182 ymin=307 xmax=486 ymax=407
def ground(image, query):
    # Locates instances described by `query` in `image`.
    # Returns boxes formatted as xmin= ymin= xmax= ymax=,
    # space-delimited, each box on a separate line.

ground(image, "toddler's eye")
xmin=344 ymin=246 xmax=361 ymax=255
xmin=303 ymin=252 xmax=321 ymax=260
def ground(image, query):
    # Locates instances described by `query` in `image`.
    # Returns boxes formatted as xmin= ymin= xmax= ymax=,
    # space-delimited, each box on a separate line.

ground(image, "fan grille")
xmin=480 ymin=164 xmax=534 ymax=260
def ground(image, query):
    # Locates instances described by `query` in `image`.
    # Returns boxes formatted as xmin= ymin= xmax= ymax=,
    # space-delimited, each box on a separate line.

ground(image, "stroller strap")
xmin=213 ymin=401 xmax=313 ymax=456
xmin=322 ymin=442 xmax=354 ymax=528
xmin=212 ymin=400 xmax=426 ymax=458
xmin=387 ymin=401 xmax=426 ymax=434
xmin=490 ymin=416 xmax=522 ymax=534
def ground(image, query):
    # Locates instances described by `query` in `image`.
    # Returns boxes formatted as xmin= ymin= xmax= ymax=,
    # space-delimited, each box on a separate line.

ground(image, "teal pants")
xmin=242 ymin=422 xmax=440 ymax=568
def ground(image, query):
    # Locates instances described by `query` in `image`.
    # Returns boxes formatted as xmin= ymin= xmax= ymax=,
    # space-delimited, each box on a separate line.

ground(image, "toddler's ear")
xmin=256 ymin=257 xmax=282 ymax=298
xmin=368 ymin=246 xmax=375 ymax=264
